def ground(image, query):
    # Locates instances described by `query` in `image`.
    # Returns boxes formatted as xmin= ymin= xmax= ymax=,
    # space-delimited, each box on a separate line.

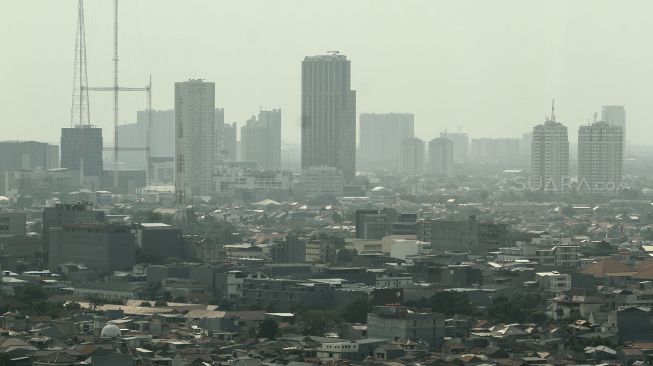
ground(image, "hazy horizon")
xmin=2 ymin=0 xmax=653 ymax=145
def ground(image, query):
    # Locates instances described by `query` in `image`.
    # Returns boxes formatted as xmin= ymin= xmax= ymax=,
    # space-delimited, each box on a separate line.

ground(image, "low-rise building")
xmin=367 ymin=306 xmax=445 ymax=349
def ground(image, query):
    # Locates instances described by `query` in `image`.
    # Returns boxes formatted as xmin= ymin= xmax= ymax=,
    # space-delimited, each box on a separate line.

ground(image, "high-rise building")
xmin=241 ymin=109 xmax=281 ymax=170
xmin=601 ymin=105 xmax=626 ymax=153
xmin=531 ymin=112 xmax=569 ymax=191
xmin=61 ymin=125 xmax=103 ymax=177
xmin=428 ymin=137 xmax=454 ymax=177
xmin=399 ymin=137 xmax=425 ymax=175
xmin=138 ymin=109 xmax=175 ymax=158
xmin=359 ymin=113 xmax=414 ymax=171
xmin=220 ymin=122 xmax=238 ymax=162
xmin=215 ymin=108 xmax=225 ymax=161
xmin=442 ymin=132 xmax=469 ymax=163
xmin=47 ymin=144 xmax=60 ymax=169
xmin=175 ymin=79 xmax=216 ymax=199
xmin=301 ymin=53 xmax=356 ymax=181
xmin=470 ymin=138 xmax=520 ymax=163
xmin=578 ymin=121 xmax=623 ymax=192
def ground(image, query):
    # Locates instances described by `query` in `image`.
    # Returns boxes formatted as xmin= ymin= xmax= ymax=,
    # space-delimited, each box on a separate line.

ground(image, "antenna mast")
xmin=113 ymin=0 xmax=120 ymax=190
xmin=70 ymin=0 xmax=90 ymax=127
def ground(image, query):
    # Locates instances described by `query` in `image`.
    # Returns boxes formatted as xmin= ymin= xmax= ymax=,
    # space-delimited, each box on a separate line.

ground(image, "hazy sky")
xmin=2 ymin=0 xmax=653 ymax=145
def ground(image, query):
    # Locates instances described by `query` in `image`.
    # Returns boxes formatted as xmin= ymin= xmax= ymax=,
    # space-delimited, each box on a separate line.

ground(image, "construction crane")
xmin=83 ymin=0 xmax=153 ymax=190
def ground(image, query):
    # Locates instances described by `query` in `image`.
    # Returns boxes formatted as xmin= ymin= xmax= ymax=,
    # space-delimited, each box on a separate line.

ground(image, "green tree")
xmin=258 ymin=317 xmax=280 ymax=339
xmin=300 ymin=309 xmax=343 ymax=336
xmin=341 ymin=298 xmax=371 ymax=323
xmin=488 ymin=291 xmax=544 ymax=323
xmin=336 ymin=248 xmax=358 ymax=264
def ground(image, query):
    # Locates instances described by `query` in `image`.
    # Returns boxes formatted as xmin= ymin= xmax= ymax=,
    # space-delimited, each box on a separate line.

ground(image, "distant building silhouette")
xmin=399 ymin=137 xmax=425 ymax=175
xmin=442 ymin=132 xmax=469 ymax=163
xmin=220 ymin=122 xmax=238 ymax=162
xmin=301 ymin=53 xmax=356 ymax=181
xmin=428 ymin=137 xmax=454 ymax=177
xmin=241 ymin=109 xmax=281 ymax=170
xmin=601 ymin=105 xmax=626 ymax=154
xmin=359 ymin=113 xmax=414 ymax=171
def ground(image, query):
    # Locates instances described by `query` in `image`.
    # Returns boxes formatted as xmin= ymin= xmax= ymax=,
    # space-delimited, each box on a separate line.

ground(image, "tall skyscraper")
xmin=578 ymin=121 xmax=623 ymax=192
xmin=359 ymin=113 xmax=414 ymax=171
xmin=442 ymin=132 xmax=469 ymax=163
xmin=601 ymin=105 xmax=626 ymax=153
xmin=428 ymin=137 xmax=454 ymax=177
xmin=301 ymin=53 xmax=356 ymax=181
xmin=61 ymin=126 xmax=103 ymax=177
xmin=399 ymin=137 xmax=425 ymax=175
xmin=220 ymin=122 xmax=238 ymax=162
xmin=531 ymin=109 xmax=569 ymax=191
xmin=241 ymin=109 xmax=281 ymax=170
xmin=215 ymin=108 xmax=225 ymax=161
xmin=175 ymin=79 xmax=216 ymax=199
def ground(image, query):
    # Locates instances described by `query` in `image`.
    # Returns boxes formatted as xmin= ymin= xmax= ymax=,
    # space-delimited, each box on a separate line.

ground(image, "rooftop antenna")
xmin=551 ymin=99 xmax=556 ymax=122
xmin=326 ymin=50 xmax=340 ymax=55
xmin=457 ymin=125 xmax=464 ymax=134
xmin=70 ymin=0 xmax=90 ymax=127
xmin=593 ymin=112 xmax=598 ymax=123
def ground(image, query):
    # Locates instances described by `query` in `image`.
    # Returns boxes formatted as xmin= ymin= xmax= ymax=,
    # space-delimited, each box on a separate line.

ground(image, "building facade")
xmin=60 ymin=126 xmax=103 ymax=177
xmin=578 ymin=121 xmax=623 ymax=192
xmin=301 ymin=54 xmax=356 ymax=181
xmin=399 ymin=138 xmax=425 ymax=176
xmin=531 ymin=116 xmax=569 ymax=191
xmin=301 ymin=166 xmax=344 ymax=197
xmin=241 ymin=109 xmax=281 ymax=170
xmin=175 ymin=79 xmax=216 ymax=199
xmin=601 ymin=105 xmax=626 ymax=151
xmin=428 ymin=137 xmax=454 ymax=177
xmin=416 ymin=216 xmax=507 ymax=254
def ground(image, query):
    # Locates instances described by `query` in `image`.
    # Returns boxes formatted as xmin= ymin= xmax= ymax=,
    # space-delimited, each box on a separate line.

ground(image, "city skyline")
xmin=4 ymin=1 xmax=653 ymax=145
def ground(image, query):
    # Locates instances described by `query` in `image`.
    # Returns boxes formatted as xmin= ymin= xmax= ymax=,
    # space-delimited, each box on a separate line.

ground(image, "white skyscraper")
xmin=399 ymin=137 xmax=425 ymax=175
xmin=428 ymin=137 xmax=454 ymax=177
xmin=531 ymin=108 xmax=569 ymax=191
xmin=301 ymin=53 xmax=356 ymax=181
xmin=175 ymin=79 xmax=216 ymax=200
xmin=578 ymin=121 xmax=623 ymax=192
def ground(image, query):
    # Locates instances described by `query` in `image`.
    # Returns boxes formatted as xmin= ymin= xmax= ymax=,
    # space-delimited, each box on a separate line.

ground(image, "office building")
xmin=0 ymin=211 xmax=26 ymax=237
xmin=578 ymin=121 xmax=623 ymax=192
xmin=214 ymin=108 xmax=225 ymax=161
xmin=442 ymin=132 xmax=469 ymax=163
xmin=0 ymin=141 xmax=51 ymax=193
xmin=135 ymin=223 xmax=183 ymax=261
xmin=301 ymin=166 xmax=343 ymax=197
xmin=301 ymin=53 xmax=356 ymax=181
xmin=399 ymin=137 xmax=424 ymax=175
xmin=214 ymin=166 xmax=292 ymax=193
xmin=520 ymin=132 xmax=533 ymax=159
xmin=416 ymin=215 xmax=507 ymax=254
xmin=428 ymin=137 xmax=454 ymax=177
xmin=601 ymin=105 xmax=626 ymax=151
xmin=355 ymin=208 xmax=417 ymax=239
xmin=48 ymin=223 xmax=135 ymax=273
xmin=47 ymin=145 xmax=60 ymax=169
xmin=60 ymin=125 xmax=103 ymax=177
xmin=367 ymin=306 xmax=445 ymax=349
xmin=4 ymin=168 xmax=74 ymax=199
xmin=531 ymin=112 xmax=569 ymax=191
xmin=42 ymin=201 xmax=105 ymax=246
xmin=359 ymin=113 xmax=414 ymax=171
xmin=241 ymin=109 xmax=281 ymax=170
xmin=175 ymin=79 xmax=216 ymax=198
